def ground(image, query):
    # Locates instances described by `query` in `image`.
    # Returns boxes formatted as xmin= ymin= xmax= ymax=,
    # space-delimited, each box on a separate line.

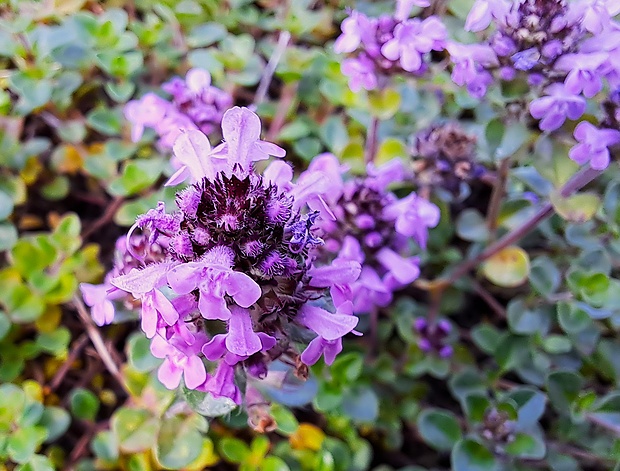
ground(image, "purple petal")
xmin=202 ymin=334 xmax=228 ymax=361
xmin=224 ymin=272 xmax=262 ymax=308
xmin=198 ymin=292 xmax=231 ymax=321
xmin=183 ymin=355 xmax=207 ymax=389
xmin=172 ymin=130 xmax=215 ymax=182
xmin=300 ymin=337 xmax=326 ymax=366
xmin=152 ymin=289 xmax=179 ymax=326
xmin=308 ymin=260 xmax=362 ymax=287
xmin=376 ymin=248 xmax=420 ymax=284
xmin=158 ymin=358 xmax=183 ymax=389
xmin=167 ymin=263 xmax=201 ymax=294
xmin=298 ymin=305 xmax=359 ymax=341
xmin=225 ymin=306 xmax=262 ymax=357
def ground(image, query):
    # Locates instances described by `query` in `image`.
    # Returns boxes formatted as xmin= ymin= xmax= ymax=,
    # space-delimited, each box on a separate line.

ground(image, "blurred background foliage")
xmin=1 ymin=0 xmax=620 ymax=470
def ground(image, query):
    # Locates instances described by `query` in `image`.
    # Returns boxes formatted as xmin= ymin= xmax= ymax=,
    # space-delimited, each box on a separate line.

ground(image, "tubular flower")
xmin=108 ymin=107 xmax=361 ymax=404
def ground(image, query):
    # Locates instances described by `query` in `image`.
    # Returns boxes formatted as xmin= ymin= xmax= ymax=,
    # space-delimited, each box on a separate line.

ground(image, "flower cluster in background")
xmin=124 ymin=68 xmax=232 ymax=150
xmin=334 ymin=0 xmax=447 ymax=91
xmin=307 ymin=154 xmax=439 ymax=314
xmin=456 ymin=0 xmax=620 ymax=169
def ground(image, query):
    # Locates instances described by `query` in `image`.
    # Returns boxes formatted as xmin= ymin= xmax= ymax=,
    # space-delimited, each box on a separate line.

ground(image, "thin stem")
xmin=486 ymin=157 xmax=510 ymax=239
xmin=470 ymin=278 xmax=506 ymax=319
xmin=364 ymin=117 xmax=380 ymax=164
xmin=72 ymin=295 xmax=129 ymax=394
xmin=253 ymin=30 xmax=291 ymax=107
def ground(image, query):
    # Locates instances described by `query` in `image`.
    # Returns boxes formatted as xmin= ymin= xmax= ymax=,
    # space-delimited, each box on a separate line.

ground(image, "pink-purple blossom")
xmin=569 ymin=121 xmax=620 ymax=170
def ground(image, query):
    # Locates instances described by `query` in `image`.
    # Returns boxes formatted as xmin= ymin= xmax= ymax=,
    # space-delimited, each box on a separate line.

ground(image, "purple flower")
xmin=80 ymin=281 xmax=119 ymax=326
xmin=555 ymin=52 xmax=609 ymax=97
xmin=110 ymin=107 xmax=363 ymax=402
xmin=384 ymin=193 xmax=441 ymax=249
xmin=151 ymin=329 xmax=208 ymax=389
xmin=395 ymin=0 xmax=431 ymax=21
xmin=465 ymin=0 xmax=494 ymax=32
xmin=124 ymin=68 xmax=232 ymax=153
xmin=529 ymin=84 xmax=587 ymax=131
xmin=166 ymin=247 xmax=261 ymax=321
xmin=200 ymin=362 xmax=241 ymax=404
xmin=574 ymin=0 xmax=620 ymax=34
xmin=447 ymin=42 xmax=498 ymax=99
xmin=334 ymin=12 xmax=373 ymax=54
xmin=341 ymin=56 xmax=378 ymax=92
xmin=381 ymin=17 xmax=447 ymax=72
xmin=569 ymin=121 xmax=620 ymax=170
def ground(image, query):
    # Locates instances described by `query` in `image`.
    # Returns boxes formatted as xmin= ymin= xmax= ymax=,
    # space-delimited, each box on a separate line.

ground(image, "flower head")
xmin=569 ymin=121 xmax=620 ymax=170
xmin=110 ymin=108 xmax=361 ymax=404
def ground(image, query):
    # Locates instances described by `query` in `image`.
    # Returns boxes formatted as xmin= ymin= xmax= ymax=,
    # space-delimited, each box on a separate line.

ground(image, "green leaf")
xmin=36 ymin=328 xmax=71 ymax=356
xmin=0 ymin=190 xmax=14 ymax=221
xmin=39 ymin=407 xmax=71 ymax=443
xmin=341 ymin=387 xmax=379 ymax=422
xmin=482 ymin=246 xmax=530 ymax=288
xmin=219 ymin=437 xmax=250 ymax=463
xmin=70 ymin=388 xmax=100 ymax=421
xmin=270 ymin=404 xmax=299 ymax=436
xmin=15 ymin=454 xmax=54 ymax=471
xmin=181 ymin=386 xmax=238 ymax=417
xmin=91 ymin=430 xmax=119 ymax=462
xmin=108 ymin=159 xmax=164 ymax=196
xmin=111 ymin=408 xmax=159 ymax=453
xmin=506 ymin=299 xmax=550 ymax=335
xmin=127 ymin=333 xmax=160 ymax=372
xmin=557 ymin=302 xmax=592 ymax=334
xmin=86 ymin=107 xmax=123 ymax=136
xmin=155 ymin=416 xmax=202 ymax=469
xmin=0 ymin=222 xmax=18 ymax=251
xmin=504 ymin=433 xmax=545 ymax=459
xmin=7 ymin=426 xmax=48 ymax=463
xmin=417 ymin=409 xmax=462 ymax=451
xmin=456 ymin=209 xmax=488 ymax=242
xmin=529 ymin=256 xmax=561 ymax=297
xmin=368 ymin=88 xmax=401 ymax=119
xmin=451 ymin=439 xmax=498 ymax=471
xmin=188 ymin=22 xmax=228 ymax=47
xmin=546 ymin=371 xmax=585 ymax=413
xmin=551 ymin=192 xmax=601 ymax=224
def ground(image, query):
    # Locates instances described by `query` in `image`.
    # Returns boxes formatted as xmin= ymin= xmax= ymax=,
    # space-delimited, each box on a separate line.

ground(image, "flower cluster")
xmin=414 ymin=317 xmax=453 ymax=358
xmin=451 ymin=0 xmax=620 ymax=169
xmin=303 ymin=154 xmax=440 ymax=315
xmin=334 ymin=0 xmax=447 ymax=91
xmin=411 ymin=122 xmax=484 ymax=195
xmin=124 ymin=68 xmax=232 ymax=150
xmin=105 ymin=108 xmax=363 ymax=405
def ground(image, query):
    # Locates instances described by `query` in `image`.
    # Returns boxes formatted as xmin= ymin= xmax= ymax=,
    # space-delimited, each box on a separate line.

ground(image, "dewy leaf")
xmin=482 ymin=246 xmax=530 ymax=288
xmin=182 ymin=385 xmax=238 ymax=417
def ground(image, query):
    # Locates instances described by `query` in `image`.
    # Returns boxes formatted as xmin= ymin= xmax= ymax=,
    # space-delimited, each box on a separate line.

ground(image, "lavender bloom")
xmin=555 ymin=52 xmax=608 ymax=97
xmin=569 ymin=121 xmax=620 ymax=170
xmin=109 ymin=107 xmax=361 ymax=404
xmin=124 ymin=68 xmax=232 ymax=151
xmin=446 ymin=42 xmax=497 ymax=99
xmin=381 ymin=17 xmax=447 ymax=73
xmin=304 ymin=154 xmax=439 ymax=315
xmin=451 ymin=0 xmax=620 ymax=106
xmin=334 ymin=7 xmax=448 ymax=91
xmin=529 ymin=84 xmax=587 ymax=131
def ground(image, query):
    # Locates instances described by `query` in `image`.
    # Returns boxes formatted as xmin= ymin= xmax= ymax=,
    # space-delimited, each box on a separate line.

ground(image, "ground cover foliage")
xmin=1 ymin=0 xmax=620 ymax=470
